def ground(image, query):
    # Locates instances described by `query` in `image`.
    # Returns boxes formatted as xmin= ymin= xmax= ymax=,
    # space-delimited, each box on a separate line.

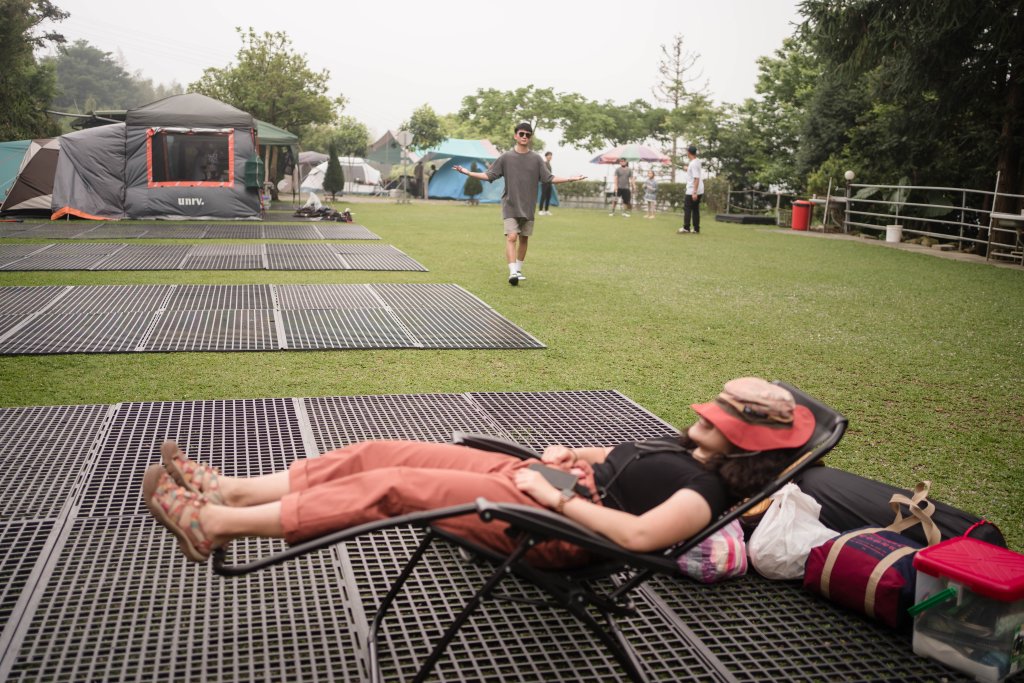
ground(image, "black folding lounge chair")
xmin=212 ymin=382 xmax=847 ymax=682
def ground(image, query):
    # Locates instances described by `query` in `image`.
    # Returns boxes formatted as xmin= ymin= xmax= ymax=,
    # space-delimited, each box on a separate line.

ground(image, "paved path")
xmin=771 ymin=228 xmax=1023 ymax=270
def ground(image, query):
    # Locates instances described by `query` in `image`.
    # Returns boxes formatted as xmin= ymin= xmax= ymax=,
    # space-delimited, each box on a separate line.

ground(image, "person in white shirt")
xmin=678 ymin=145 xmax=705 ymax=234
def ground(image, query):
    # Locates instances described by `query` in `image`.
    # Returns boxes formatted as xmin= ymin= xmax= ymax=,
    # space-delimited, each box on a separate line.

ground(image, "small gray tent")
xmin=51 ymin=93 xmax=261 ymax=220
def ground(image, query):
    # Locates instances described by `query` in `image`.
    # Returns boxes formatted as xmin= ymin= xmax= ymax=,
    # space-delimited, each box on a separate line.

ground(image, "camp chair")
xmin=212 ymin=382 xmax=846 ymax=682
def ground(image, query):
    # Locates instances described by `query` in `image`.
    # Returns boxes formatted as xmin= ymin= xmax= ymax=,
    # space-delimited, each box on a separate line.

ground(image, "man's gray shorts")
xmin=503 ymin=217 xmax=535 ymax=237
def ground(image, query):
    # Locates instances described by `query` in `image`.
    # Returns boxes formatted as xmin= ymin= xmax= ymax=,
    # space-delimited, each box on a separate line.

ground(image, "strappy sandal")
xmin=161 ymin=440 xmax=225 ymax=505
xmin=143 ymin=463 xmax=216 ymax=562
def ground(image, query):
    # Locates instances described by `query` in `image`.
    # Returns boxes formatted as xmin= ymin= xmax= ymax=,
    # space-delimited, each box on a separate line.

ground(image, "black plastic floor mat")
xmin=0 ymin=222 xmax=380 ymax=240
xmin=0 ymin=284 xmax=543 ymax=355
xmin=0 ymin=242 xmax=418 ymax=271
xmin=0 ymin=391 xmax=969 ymax=682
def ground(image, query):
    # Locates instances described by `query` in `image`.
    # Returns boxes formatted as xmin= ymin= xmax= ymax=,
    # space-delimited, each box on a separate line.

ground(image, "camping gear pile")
xmin=746 ymin=471 xmax=1021 ymax=681
xmin=803 ymin=480 xmax=942 ymax=630
xmin=293 ymin=205 xmax=353 ymax=222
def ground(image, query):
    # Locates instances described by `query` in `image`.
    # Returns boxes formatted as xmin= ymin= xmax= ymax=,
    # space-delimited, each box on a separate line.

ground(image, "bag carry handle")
xmin=886 ymin=480 xmax=941 ymax=546
xmin=819 ymin=527 xmax=882 ymax=600
xmin=819 ymin=480 xmax=941 ymax=611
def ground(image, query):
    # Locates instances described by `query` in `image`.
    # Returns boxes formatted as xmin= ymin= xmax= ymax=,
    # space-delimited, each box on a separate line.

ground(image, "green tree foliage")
xmin=47 ymin=40 xmax=159 ymax=113
xmin=798 ymin=0 xmax=1024 ymax=204
xmin=190 ymin=28 xmax=344 ymax=136
xmin=322 ymin=143 xmax=344 ymax=200
xmin=302 ymin=116 xmax=370 ymax=156
xmin=554 ymin=92 xmax=618 ymax=151
xmin=438 ymin=112 xmax=488 ymax=140
xmin=557 ymin=94 xmax=668 ymax=152
xmin=402 ymin=104 xmax=446 ymax=152
xmin=452 ymin=86 xmax=667 ymax=154
xmin=0 ymin=0 xmax=67 ymax=139
xmin=463 ymin=162 xmax=483 ymax=204
xmin=717 ymin=37 xmax=823 ymax=192
xmin=661 ymin=93 xmax=723 ymax=173
xmin=457 ymin=86 xmax=563 ymax=150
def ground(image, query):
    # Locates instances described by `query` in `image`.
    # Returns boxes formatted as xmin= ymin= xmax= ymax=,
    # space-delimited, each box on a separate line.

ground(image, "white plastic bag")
xmin=748 ymin=482 xmax=839 ymax=580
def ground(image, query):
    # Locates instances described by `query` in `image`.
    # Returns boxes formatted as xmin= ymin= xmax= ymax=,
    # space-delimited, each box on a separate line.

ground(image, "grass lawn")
xmin=2 ymin=201 xmax=1022 ymax=549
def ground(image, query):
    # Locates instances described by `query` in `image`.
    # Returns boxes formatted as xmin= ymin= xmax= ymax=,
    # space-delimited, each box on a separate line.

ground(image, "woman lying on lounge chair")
xmin=142 ymin=377 xmax=813 ymax=567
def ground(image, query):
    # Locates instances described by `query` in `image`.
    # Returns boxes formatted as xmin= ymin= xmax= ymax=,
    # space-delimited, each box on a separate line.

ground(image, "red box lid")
xmin=914 ymin=537 xmax=1024 ymax=601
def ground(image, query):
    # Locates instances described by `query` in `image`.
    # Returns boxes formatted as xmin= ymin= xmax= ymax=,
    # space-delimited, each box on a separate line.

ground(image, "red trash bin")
xmin=791 ymin=200 xmax=811 ymax=231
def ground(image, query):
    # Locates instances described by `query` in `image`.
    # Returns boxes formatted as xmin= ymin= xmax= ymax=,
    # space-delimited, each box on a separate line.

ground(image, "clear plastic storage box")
xmin=911 ymin=537 xmax=1024 ymax=682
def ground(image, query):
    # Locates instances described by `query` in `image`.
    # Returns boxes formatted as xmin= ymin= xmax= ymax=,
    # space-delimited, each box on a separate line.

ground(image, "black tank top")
xmin=591 ymin=435 xmax=733 ymax=518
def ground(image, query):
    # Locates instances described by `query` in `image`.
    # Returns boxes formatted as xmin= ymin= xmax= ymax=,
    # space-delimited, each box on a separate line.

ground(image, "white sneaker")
xmin=608 ymin=212 xmax=614 ymax=216
xmin=508 ymin=272 xmax=520 ymax=286
xmin=515 ymin=271 xmax=525 ymax=281
xmin=623 ymin=212 xmax=630 ymax=218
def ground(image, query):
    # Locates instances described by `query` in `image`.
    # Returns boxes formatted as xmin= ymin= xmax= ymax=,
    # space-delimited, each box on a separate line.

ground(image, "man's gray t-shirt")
xmin=614 ymin=165 xmax=633 ymax=189
xmin=486 ymin=150 xmax=553 ymax=220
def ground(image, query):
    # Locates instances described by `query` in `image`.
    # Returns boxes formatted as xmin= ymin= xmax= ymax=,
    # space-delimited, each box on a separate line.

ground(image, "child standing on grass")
xmin=644 ymin=170 xmax=658 ymax=219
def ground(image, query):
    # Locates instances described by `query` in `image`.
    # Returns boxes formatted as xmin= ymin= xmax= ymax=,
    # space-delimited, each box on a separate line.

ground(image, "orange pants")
xmin=280 ymin=440 xmax=601 ymax=568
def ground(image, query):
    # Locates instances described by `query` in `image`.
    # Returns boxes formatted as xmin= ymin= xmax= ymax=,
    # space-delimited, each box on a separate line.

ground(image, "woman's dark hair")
xmin=677 ymin=433 xmax=797 ymax=499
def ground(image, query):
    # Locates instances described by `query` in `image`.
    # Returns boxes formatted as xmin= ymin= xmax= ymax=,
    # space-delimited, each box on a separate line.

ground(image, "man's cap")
xmin=690 ymin=377 xmax=814 ymax=452
xmin=687 ymin=145 xmax=698 ymax=155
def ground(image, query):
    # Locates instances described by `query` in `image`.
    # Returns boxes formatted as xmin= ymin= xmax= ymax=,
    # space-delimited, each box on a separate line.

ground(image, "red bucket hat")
xmin=691 ymin=377 xmax=814 ymax=452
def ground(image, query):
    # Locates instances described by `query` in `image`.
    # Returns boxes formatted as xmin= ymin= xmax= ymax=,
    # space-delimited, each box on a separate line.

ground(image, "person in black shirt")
xmin=142 ymin=377 xmax=813 ymax=567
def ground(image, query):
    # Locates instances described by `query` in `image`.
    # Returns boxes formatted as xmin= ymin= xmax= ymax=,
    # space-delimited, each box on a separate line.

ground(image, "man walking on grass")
xmin=454 ymin=122 xmax=585 ymax=286
xmin=609 ymin=158 xmax=634 ymax=217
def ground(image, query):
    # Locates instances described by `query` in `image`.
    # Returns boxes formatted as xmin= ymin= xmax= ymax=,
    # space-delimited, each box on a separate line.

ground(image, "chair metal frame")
xmin=212 ymin=382 xmax=847 ymax=682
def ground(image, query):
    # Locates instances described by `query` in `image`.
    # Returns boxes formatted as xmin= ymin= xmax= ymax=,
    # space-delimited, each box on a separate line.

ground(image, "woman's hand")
xmin=513 ymin=468 xmax=560 ymax=508
xmin=540 ymin=445 xmax=576 ymax=467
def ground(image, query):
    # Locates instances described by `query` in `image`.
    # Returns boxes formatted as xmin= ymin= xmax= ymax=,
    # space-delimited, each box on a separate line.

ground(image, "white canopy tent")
xmin=281 ymin=156 xmax=383 ymax=195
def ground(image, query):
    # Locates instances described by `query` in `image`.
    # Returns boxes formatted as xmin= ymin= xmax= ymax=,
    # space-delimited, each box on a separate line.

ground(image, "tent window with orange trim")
xmin=147 ymin=129 xmax=234 ymax=188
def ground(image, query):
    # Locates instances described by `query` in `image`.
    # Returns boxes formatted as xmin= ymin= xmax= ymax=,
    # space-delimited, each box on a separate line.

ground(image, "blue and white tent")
xmin=420 ymin=138 xmax=502 ymax=202
xmin=422 ymin=138 xmax=558 ymax=206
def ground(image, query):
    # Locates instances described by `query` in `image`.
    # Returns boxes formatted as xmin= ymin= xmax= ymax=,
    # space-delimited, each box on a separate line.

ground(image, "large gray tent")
xmin=51 ymin=93 xmax=261 ymax=220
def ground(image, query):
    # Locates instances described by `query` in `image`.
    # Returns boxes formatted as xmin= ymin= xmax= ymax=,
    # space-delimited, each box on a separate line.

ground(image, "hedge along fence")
xmin=639 ymin=177 xmax=729 ymax=213
xmin=556 ymin=177 xmax=728 ymax=213
xmin=557 ymin=180 xmax=605 ymax=200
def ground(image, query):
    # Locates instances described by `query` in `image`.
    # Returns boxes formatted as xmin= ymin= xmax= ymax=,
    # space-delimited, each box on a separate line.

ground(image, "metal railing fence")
xmin=843 ymin=181 xmax=1024 ymax=263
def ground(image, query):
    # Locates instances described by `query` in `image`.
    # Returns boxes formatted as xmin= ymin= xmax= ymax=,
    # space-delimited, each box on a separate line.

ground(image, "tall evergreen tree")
xmin=464 ymin=162 xmax=483 ymax=205
xmin=322 ymin=143 xmax=345 ymax=200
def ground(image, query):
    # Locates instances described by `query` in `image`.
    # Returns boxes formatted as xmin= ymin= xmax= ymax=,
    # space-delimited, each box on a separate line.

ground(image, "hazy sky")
xmin=43 ymin=0 xmax=804 ymax=177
